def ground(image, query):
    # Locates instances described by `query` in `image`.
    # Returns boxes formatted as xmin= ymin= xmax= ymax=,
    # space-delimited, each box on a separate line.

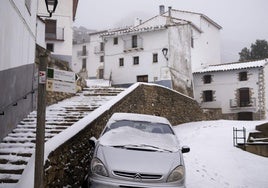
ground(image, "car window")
xmin=103 ymin=120 xmax=174 ymax=135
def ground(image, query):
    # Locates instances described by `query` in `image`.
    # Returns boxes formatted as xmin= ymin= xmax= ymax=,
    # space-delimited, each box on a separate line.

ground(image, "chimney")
xmin=168 ymin=6 xmax=172 ymax=17
xmin=134 ymin=18 xmax=141 ymax=26
xmin=159 ymin=5 xmax=165 ymax=15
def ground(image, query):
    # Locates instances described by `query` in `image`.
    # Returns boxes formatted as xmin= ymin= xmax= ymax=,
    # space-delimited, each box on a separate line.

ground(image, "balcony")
xmin=77 ymin=50 xmax=88 ymax=57
xmin=94 ymin=46 xmax=104 ymax=54
xmin=45 ymin=27 xmax=64 ymax=41
xmin=230 ymin=98 xmax=256 ymax=110
xmin=123 ymin=38 xmax=143 ymax=52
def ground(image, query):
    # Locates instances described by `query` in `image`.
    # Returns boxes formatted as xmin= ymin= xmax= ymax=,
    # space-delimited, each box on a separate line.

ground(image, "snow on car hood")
xmin=99 ymin=126 xmax=180 ymax=152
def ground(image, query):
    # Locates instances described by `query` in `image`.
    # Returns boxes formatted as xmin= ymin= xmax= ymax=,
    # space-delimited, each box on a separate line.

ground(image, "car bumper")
xmin=89 ymin=176 xmax=186 ymax=188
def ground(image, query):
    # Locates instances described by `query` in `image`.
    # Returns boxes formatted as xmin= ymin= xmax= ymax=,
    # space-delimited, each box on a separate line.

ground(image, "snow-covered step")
xmin=0 ymin=86 xmax=125 ymax=186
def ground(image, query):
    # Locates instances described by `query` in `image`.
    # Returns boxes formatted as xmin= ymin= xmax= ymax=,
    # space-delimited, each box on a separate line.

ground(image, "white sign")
xmin=47 ymin=68 xmax=76 ymax=83
xmin=47 ymin=80 xmax=76 ymax=94
xmin=39 ymin=71 xmax=46 ymax=84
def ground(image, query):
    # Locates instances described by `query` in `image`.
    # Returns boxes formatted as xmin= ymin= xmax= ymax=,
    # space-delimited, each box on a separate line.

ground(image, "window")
xmin=113 ymin=37 xmax=118 ymax=45
xmin=100 ymin=42 xmax=104 ymax=51
xmin=239 ymin=88 xmax=250 ymax=107
xmin=119 ymin=58 xmax=124 ymax=67
xmin=133 ymin=56 xmax=139 ymax=65
xmin=45 ymin=19 xmax=57 ymax=39
xmin=203 ymin=75 xmax=212 ymax=84
xmin=203 ymin=90 xmax=213 ymax=102
xmin=82 ymin=45 xmax=87 ymax=56
xmin=46 ymin=43 xmax=54 ymax=52
xmin=239 ymin=71 xmax=248 ymax=81
xmin=137 ymin=75 xmax=148 ymax=82
xmin=99 ymin=69 xmax=104 ymax=79
xmin=82 ymin=58 xmax=86 ymax=69
xmin=100 ymin=55 xmax=104 ymax=62
xmin=132 ymin=35 xmax=138 ymax=48
xmin=25 ymin=0 xmax=31 ymax=14
xmin=191 ymin=37 xmax=194 ymax=48
xmin=153 ymin=53 xmax=158 ymax=63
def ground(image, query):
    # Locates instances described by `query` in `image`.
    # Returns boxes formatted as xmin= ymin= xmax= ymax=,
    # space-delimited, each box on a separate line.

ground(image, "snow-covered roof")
xmin=101 ymin=8 xmax=209 ymax=37
xmin=193 ymin=59 xmax=268 ymax=74
xmin=101 ymin=25 xmax=167 ymax=37
xmin=107 ymin=112 xmax=171 ymax=125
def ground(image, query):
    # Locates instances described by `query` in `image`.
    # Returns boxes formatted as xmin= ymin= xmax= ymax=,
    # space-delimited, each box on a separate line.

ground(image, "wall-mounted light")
xmin=45 ymin=0 xmax=58 ymax=17
xmin=162 ymin=48 xmax=168 ymax=61
xmin=0 ymin=111 xmax=4 ymax=115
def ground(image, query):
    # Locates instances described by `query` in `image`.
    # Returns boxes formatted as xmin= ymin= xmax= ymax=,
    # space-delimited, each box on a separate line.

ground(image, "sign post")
xmin=34 ymin=53 xmax=47 ymax=188
xmin=46 ymin=68 xmax=76 ymax=94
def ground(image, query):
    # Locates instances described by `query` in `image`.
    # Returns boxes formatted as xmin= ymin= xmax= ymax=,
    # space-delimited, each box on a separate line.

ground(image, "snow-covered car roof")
xmin=107 ymin=113 xmax=171 ymax=125
xmin=99 ymin=113 xmax=179 ymax=152
xmin=99 ymin=126 xmax=180 ymax=152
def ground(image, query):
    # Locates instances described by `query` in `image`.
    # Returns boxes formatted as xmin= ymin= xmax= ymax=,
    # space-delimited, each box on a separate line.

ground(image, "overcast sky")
xmin=74 ymin=0 xmax=268 ymax=63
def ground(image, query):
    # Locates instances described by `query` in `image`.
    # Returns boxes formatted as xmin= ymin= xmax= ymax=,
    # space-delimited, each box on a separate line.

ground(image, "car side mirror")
xmin=89 ymin=137 xmax=97 ymax=147
xmin=181 ymin=146 xmax=190 ymax=153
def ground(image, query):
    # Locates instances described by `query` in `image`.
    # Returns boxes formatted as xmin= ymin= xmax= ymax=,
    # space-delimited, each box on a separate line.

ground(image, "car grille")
xmin=113 ymin=171 xmax=162 ymax=180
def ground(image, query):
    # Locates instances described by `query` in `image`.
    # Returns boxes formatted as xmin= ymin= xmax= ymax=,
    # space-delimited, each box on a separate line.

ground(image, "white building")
xmin=193 ymin=59 xmax=268 ymax=120
xmin=72 ymin=30 xmax=107 ymax=79
xmin=0 ymin=0 xmax=40 ymax=140
xmin=38 ymin=0 xmax=79 ymax=63
xmin=103 ymin=7 xmax=221 ymax=96
xmin=73 ymin=6 xmax=221 ymax=97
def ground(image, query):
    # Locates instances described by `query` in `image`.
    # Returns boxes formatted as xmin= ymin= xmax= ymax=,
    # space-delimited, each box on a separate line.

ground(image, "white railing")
xmin=45 ymin=27 xmax=64 ymax=40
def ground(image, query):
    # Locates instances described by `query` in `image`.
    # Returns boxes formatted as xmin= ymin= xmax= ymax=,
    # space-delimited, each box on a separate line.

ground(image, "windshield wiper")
xmin=112 ymin=144 xmax=172 ymax=152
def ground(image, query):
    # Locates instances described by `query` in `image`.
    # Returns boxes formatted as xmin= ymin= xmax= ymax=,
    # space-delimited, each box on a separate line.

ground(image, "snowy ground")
xmin=174 ymin=120 xmax=268 ymax=188
xmin=15 ymin=81 xmax=268 ymax=188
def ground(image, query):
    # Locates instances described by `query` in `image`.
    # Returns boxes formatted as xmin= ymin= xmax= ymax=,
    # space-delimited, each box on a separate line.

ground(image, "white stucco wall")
xmin=38 ymin=0 xmax=73 ymax=60
xmin=170 ymin=10 xmax=221 ymax=71
xmin=72 ymin=43 xmax=84 ymax=73
xmin=193 ymin=68 xmax=261 ymax=114
xmin=103 ymin=29 xmax=169 ymax=85
xmin=36 ymin=17 xmax=46 ymax=48
xmin=0 ymin=0 xmax=37 ymax=71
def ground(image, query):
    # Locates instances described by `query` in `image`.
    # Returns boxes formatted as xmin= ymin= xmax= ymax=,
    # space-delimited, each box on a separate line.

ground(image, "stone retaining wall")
xmin=44 ymin=84 xmax=204 ymax=187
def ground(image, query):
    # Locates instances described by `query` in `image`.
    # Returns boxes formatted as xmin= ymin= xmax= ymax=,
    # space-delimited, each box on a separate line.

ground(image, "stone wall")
xmin=44 ymin=84 xmax=204 ymax=187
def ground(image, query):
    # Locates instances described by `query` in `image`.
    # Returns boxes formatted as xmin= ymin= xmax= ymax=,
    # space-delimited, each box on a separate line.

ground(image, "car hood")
xmin=96 ymin=145 xmax=182 ymax=176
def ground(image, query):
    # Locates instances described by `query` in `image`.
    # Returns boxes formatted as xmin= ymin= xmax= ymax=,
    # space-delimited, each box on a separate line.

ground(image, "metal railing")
xmin=94 ymin=46 xmax=104 ymax=54
xmin=45 ymin=27 xmax=64 ymax=40
xmin=77 ymin=50 xmax=88 ymax=57
xmin=230 ymin=98 xmax=256 ymax=108
xmin=233 ymin=127 xmax=246 ymax=149
xmin=124 ymin=38 xmax=143 ymax=52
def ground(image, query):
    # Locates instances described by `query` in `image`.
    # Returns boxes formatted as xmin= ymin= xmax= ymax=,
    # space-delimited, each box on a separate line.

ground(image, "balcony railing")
xmin=124 ymin=38 xmax=143 ymax=52
xmin=230 ymin=98 xmax=256 ymax=109
xmin=77 ymin=50 xmax=88 ymax=57
xmin=94 ymin=46 xmax=104 ymax=54
xmin=45 ymin=27 xmax=64 ymax=41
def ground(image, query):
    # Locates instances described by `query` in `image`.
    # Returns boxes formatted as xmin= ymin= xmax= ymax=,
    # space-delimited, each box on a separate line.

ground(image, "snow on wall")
xmin=168 ymin=24 xmax=192 ymax=96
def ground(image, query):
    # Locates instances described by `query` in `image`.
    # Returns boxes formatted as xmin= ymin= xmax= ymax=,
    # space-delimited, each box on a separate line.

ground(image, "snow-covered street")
xmin=174 ymin=120 xmax=268 ymax=188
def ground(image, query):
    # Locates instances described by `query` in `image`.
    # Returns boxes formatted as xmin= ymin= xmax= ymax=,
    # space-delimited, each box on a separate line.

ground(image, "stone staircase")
xmin=0 ymin=86 xmax=124 ymax=187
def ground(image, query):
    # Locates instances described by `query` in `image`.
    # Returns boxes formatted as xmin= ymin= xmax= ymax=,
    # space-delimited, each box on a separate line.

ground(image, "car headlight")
xmin=167 ymin=165 xmax=185 ymax=182
xmin=91 ymin=158 xmax=108 ymax=177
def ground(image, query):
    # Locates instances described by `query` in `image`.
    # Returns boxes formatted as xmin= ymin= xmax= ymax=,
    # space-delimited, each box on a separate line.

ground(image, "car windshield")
xmin=102 ymin=120 xmax=174 ymax=135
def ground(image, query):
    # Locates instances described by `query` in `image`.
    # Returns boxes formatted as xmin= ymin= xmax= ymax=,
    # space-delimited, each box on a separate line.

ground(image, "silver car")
xmin=87 ymin=113 xmax=190 ymax=188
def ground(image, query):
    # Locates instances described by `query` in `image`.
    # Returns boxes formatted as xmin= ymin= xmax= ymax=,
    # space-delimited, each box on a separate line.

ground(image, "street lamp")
xmin=162 ymin=48 xmax=168 ymax=61
xmin=45 ymin=0 xmax=58 ymax=17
